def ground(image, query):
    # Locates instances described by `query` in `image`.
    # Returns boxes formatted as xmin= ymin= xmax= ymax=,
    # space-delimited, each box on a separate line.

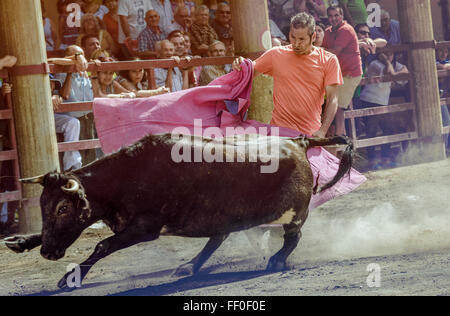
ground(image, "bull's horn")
xmin=61 ymin=179 xmax=80 ymax=194
xmin=19 ymin=175 xmax=45 ymax=184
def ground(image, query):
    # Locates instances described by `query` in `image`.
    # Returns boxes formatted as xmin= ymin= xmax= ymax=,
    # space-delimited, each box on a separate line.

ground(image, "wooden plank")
xmin=0 ymin=109 xmax=13 ymax=120
xmin=58 ymin=139 xmax=101 ymax=152
xmin=55 ymin=102 xmax=93 ymax=113
xmin=0 ymin=191 xmax=21 ymax=203
xmin=355 ymin=132 xmax=419 ymax=148
xmin=0 ymin=150 xmax=17 ymax=161
xmin=344 ymin=103 xmax=415 ymax=119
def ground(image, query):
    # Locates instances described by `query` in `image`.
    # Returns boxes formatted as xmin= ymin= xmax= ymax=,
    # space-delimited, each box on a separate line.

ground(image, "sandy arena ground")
xmin=0 ymin=158 xmax=449 ymax=296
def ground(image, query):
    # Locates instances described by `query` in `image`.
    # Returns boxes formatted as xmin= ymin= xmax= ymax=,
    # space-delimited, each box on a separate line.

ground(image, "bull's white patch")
xmin=170 ymin=120 xmax=280 ymax=173
xmin=270 ymin=208 xmax=296 ymax=225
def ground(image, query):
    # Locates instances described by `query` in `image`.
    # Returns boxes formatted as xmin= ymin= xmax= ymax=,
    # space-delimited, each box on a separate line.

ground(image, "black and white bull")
xmin=5 ymin=133 xmax=354 ymax=290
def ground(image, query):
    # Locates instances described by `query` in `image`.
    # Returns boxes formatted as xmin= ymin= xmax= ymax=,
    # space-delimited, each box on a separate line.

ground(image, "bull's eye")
xmin=55 ymin=200 xmax=71 ymax=216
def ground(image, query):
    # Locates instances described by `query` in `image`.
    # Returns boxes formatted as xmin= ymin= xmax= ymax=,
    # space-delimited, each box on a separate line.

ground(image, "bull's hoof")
xmin=172 ymin=262 xmax=196 ymax=278
xmin=4 ymin=236 xmax=27 ymax=253
xmin=266 ymin=256 xmax=288 ymax=272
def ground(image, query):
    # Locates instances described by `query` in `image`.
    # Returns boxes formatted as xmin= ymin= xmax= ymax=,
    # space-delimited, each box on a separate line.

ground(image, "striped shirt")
xmin=137 ymin=26 xmax=167 ymax=52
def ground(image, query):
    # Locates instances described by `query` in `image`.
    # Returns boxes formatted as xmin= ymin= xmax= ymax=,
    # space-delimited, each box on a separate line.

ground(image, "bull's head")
xmin=21 ymin=172 xmax=92 ymax=261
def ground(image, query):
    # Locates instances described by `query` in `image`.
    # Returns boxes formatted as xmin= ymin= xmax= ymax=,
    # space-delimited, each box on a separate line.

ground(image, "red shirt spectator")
xmin=323 ymin=20 xmax=362 ymax=77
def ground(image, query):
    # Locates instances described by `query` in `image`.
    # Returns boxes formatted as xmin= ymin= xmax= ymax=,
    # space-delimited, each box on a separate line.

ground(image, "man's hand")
xmin=1 ymin=83 xmax=12 ymax=96
xmin=0 ymin=56 xmax=17 ymax=69
xmin=73 ymin=54 xmax=88 ymax=73
xmin=52 ymin=95 xmax=63 ymax=111
xmin=312 ymin=129 xmax=327 ymax=139
xmin=232 ymin=56 xmax=245 ymax=72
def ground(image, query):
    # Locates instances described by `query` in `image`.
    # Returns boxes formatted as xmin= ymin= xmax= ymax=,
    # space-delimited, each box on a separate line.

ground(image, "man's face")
xmin=104 ymin=0 xmax=118 ymax=11
xmin=160 ymin=42 xmax=175 ymax=59
xmin=209 ymin=43 xmax=226 ymax=57
xmin=195 ymin=8 xmax=210 ymax=26
xmin=328 ymin=9 xmax=343 ymax=29
xmin=171 ymin=36 xmax=186 ymax=57
xmin=437 ymin=48 xmax=449 ymax=62
xmin=290 ymin=26 xmax=315 ymax=55
xmin=84 ymin=37 xmax=100 ymax=59
xmin=175 ymin=7 xmax=190 ymax=27
xmin=216 ymin=5 xmax=231 ymax=25
xmin=380 ymin=13 xmax=391 ymax=32
xmin=357 ymin=26 xmax=370 ymax=40
xmin=146 ymin=10 xmax=160 ymax=28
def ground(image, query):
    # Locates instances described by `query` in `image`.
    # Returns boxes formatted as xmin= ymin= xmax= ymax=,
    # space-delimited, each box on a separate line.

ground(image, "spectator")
xmin=169 ymin=31 xmax=187 ymax=57
xmin=189 ymin=5 xmax=219 ymax=57
xmin=370 ymin=10 xmax=401 ymax=47
xmin=211 ymin=2 xmax=234 ymax=56
xmin=116 ymin=62 xmax=148 ymax=91
xmin=76 ymin=14 xmax=119 ymax=58
xmin=42 ymin=0 xmax=60 ymax=51
xmin=103 ymin=0 xmax=120 ymax=49
xmin=154 ymin=40 xmax=189 ymax=92
xmin=81 ymin=34 xmax=102 ymax=61
xmin=170 ymin=0 xmax=195 ymax=15
xmin=198 ymin=41 xmax=232 ymax=86
xmin=58 ymin=0 xmax=81 ymax=50
xmin=118 ymin=0 xmax=153 ymax=60
xmin=137 ymin=10 xmax=168 ymax=59
xmin=80 ymin=0 xmax=109 ymax=20
xmin=183 ymin=32 xmax=193 ymax=55
xmin=313 ymin=22 xmax=326 ymax=47
xmin=0 ymin=56 xmax=17 ymax=70
xmin=92 ymin=70 xmax=130 ymax=97
xmin=436 ymin=47 xmax=450 ymax=71
xmin=359 ymin=51 xmax=409 ymax=168
xmin=171 ymin=5 xmax=193 ymax=33
xmin=204 ymin=0 xmax=218 ymax=20
xmin=50 ymin=75 xmax=83 ymax=171
xmin=338 ymin=0 xmax=368 ymax=27
xmin=323 ymin=5 xmax=362 ymax=136
xmin=51 ymin=45 xmax=96 ymax=164
xmin=293 ymin=0 xmax=326 ymax=23
xmin=151 ymin=0 xmax=175 ymax=33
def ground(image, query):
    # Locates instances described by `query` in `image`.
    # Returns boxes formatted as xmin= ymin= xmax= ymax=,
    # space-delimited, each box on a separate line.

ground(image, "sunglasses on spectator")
xmin=358 ymin=31 xmax=370 ymax=35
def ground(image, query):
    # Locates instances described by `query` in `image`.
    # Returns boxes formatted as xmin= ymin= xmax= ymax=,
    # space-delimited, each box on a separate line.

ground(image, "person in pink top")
xmin=322 ymin=5 xmax=363 ymax=136
xmin=233 ymin=12 xmax=343 ymax=138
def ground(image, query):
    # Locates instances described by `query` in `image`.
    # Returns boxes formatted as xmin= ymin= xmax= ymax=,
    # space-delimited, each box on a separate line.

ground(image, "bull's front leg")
xmin=57 ymin=227 xmax=161 ymax=291
xmin=4 ymin=234 xmax=42 ymax=253
xmin=173 ymin=234 xmax=229 ymax=277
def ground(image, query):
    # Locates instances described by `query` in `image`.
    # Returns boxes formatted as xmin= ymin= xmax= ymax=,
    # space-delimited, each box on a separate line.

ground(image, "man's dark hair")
xmin=290 ymin=12 xmax=316 ymax=36
xmin=327 ymin=5 xmax=344 ymax=16
xmin=80 ymin=34 xmax=99 ymax=49
xmin=354 ymin=23 xmax=369 ymax=33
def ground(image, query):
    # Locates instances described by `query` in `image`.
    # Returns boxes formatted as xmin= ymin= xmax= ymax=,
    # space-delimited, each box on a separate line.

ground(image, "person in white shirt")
xmin=118 ymin=0 xmax=153 ymax=59
xmin=151 ymin=0 xmax=175 ymax=34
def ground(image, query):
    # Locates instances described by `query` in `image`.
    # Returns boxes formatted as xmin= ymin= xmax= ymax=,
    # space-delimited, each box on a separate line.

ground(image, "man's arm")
xmin=232 ymin=57 xmax=261 ymax=76
xmin=119 ymin=15 xmax=131 ymax=42
xmin=313 ymin=84 xmax=339 ymax=138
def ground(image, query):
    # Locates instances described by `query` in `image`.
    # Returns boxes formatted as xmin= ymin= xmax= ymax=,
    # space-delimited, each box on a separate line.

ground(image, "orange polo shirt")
xmin=254 ymin=45 xmax=343 ymax=135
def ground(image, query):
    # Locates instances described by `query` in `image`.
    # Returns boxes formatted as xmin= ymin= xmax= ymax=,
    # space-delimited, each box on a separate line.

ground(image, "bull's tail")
xmin=297 ymin=136 xmax=354 ymax=194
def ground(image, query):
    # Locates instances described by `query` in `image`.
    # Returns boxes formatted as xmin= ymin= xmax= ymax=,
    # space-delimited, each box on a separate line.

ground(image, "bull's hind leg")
xmin=173 ymin=234 xmax=229 ymax=277
xmin=266 ymin=208 xmax=309 ymax=271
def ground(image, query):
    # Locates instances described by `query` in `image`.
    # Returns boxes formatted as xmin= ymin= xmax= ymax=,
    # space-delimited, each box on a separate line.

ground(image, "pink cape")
xmin=93 ymin=60 xmax=366 ymax=209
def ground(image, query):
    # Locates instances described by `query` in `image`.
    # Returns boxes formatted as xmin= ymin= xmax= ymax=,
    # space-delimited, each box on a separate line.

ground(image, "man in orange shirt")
xmin=232 ymin=12 xmax=342 ymax=138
